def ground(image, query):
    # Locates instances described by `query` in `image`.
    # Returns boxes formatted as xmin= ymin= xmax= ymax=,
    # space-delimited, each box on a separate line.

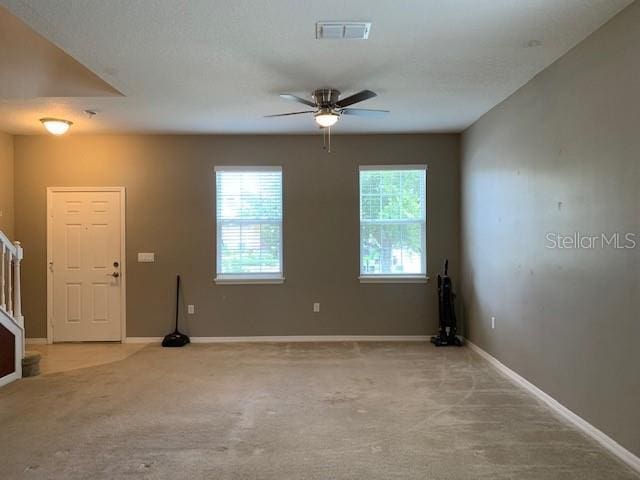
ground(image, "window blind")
xmin=359 ymin=166 xmax=427 ymax=276
xmin=215 ymin=167 xmax=283 ymax=277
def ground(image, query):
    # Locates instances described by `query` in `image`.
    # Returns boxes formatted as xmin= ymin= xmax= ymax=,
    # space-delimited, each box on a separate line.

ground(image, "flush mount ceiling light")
xmin=40 ymin=118 xmax=73 ymax=135
xmin=314 ymin=109 xmax=340 ymax=128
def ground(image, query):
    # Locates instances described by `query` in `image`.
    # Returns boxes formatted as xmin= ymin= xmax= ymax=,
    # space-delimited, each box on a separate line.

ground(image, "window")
xmin=359 ymin=165 xmax=427 ymax=282
xmin=215 ymin=166 xmax=283 ymax=284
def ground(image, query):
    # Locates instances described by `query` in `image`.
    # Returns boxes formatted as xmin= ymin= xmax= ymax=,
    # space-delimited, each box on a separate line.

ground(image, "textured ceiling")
xmin=0 ymin=0 xmax=632 ymax=135
xmin=0 ymin=7 xmax=121 ymax=99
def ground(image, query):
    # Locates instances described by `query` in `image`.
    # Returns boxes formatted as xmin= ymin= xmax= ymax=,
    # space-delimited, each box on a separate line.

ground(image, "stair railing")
xmin=1 ymin=230 xmax=24 ymax=357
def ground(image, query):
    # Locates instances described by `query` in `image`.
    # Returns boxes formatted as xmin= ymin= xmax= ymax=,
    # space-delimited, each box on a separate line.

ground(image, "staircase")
xmin=0 ymin=230 xmax=24 ymax=387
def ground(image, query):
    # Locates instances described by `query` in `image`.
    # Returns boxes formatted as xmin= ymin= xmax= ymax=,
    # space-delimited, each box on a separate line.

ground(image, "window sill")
xmin=359 ymin=275 xmax=429 ymax=284
xmin=215 ymin=276 xmax=285 ymax=285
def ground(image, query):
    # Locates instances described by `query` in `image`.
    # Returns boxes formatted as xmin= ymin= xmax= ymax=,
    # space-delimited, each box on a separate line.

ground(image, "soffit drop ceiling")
xmin=0 ymin=0 xmax=633 ymax=134
xmin=0 ymin=6 xmax=121 ymax=99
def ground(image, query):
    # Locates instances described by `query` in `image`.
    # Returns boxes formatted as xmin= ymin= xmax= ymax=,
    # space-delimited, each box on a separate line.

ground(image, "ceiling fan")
xmin=265 ymin=89 xmax=389 ymax=128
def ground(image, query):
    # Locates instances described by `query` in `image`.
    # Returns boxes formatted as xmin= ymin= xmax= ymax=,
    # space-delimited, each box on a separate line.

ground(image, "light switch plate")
xmin=188 ymin=305 xmax=195 ymax=314
xmin=137 ymin=252 xmax=155 ymax=263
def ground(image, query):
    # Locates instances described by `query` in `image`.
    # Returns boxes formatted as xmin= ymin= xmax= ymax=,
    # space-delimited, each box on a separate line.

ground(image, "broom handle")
xmin=175 ymin=275 xmax=180 ymax=331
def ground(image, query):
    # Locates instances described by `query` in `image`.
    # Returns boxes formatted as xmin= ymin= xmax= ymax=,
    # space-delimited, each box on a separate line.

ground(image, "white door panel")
xmin=51 ymin=191 xmax=123 ymax=342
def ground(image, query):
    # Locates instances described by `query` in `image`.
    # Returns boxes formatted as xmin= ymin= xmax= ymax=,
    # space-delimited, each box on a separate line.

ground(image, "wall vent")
xmin=316 ymin=22 xmax=371 ymax=40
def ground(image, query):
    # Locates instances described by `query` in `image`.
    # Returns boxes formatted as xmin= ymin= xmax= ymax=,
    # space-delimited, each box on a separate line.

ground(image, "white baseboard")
xmin=126 ymin=335 xmax=431 ymax=344
xmin=466 ymin=340 xmax=640 ymax=474
xmin=191 ymin=335 xmax=431 ymax=343
xmin=25 ymin=338 xmax=48 ymax=345
xmin=125 ymin=337 xmax=164 ymax=343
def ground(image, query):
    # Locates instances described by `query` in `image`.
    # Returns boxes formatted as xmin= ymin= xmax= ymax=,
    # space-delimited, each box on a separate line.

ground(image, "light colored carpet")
xmin=0 ymin=342 xmax=637 ymax=479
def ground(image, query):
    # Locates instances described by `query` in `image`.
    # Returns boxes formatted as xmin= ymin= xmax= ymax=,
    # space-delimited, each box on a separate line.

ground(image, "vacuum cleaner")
xmin=431 ymin=259 xmax=462 ymax=347
xmin=162 ymin=275 xmax=190 ymax=347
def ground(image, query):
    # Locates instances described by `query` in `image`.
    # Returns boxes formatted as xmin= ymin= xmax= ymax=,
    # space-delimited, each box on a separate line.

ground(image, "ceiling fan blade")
xmin=341 ymin=108 xmax=390 ymax=116
xmin=264 ymin=110 xmax=315 ymax=118
xmin=336 ymin=90 xmax=377 ymax=108
xmin=279 ymin=94 xmax=316 ymax=107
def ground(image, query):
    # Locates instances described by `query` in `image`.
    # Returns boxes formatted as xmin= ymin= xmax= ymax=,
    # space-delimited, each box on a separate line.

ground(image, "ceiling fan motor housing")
xmin=313 ymin=89 xmax=340 ymax=108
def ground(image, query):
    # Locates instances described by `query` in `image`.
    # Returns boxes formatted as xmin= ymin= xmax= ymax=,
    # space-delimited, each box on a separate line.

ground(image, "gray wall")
xmin=14 ymin=134 xmax=460 ymax=339
xmin=0 ymin=132 xmax=14 ymax=239
xmin=461 ymin=3 xmax=639 ymax=457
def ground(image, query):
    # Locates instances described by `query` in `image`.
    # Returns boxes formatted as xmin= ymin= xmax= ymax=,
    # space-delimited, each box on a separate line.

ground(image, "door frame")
xmin=46 ymin=187 xmax=127 ymax=344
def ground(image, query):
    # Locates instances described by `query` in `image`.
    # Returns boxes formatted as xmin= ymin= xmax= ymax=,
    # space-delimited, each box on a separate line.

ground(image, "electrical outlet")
xmin=188 ymin=305 xmax=195 ymax=314
xmin=491 ymin=316 xmax=496 ymax=329
xmin=313 ymin=302 xmax=320 ymax=313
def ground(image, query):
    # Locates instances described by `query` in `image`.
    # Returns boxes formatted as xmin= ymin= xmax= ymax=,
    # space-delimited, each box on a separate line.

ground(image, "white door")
xmin=49 ymin=190 xmax=124 ymax=342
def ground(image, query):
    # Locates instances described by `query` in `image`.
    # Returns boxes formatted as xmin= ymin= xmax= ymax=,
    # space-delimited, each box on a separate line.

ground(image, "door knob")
xmin=107 ymin=272 xmax=120 ymax=278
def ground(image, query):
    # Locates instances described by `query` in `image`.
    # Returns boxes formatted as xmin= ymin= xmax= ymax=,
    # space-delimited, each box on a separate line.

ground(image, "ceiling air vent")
xmin=316 ymin=22 xmax=371 ymax=40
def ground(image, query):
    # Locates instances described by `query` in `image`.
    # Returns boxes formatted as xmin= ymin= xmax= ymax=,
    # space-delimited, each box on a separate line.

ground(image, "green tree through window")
xmin=216 ymin=167 xmax=283 ymax=278
xmin=360 ymin=167 xmax=426 ymax=276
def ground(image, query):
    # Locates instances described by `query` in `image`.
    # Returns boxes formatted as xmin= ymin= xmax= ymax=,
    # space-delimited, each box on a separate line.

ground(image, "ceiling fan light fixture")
xmin=40 ymin=118 xmax=73 ymax=135
xmin=314 ymin=111 xmax=339 ymax=128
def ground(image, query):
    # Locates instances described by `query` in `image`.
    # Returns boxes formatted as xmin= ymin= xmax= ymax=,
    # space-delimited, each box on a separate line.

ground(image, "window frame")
xmin=214 ymin=165 xmax=284 ymax=285
xmin=358 ymin=164 xmax=428 ymax=284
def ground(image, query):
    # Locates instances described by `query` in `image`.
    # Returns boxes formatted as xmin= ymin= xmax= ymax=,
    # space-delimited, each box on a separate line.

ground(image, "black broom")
xmin=162 ymin=275 xmax=190 ymax=347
